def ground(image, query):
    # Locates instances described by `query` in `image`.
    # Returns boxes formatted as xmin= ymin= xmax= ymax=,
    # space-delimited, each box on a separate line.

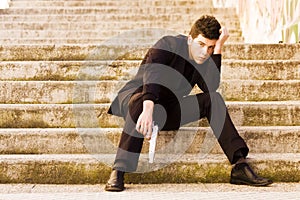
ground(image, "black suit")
xmin=108 ymin=35 xmax=249 ymax=172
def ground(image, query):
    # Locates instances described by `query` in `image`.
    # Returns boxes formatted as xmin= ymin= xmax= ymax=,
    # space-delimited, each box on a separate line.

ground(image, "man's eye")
xmin=198 ymin=43 xmax=205 ymax=47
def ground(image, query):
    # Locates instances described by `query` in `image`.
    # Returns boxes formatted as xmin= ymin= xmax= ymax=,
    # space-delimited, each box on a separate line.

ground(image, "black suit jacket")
xmin=108 ymin=35 xmax=222 ymax=117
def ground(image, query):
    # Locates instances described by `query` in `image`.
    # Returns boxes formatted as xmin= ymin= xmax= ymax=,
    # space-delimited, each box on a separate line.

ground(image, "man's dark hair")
xmin=189 ymin=15 xmax=221 ymax=40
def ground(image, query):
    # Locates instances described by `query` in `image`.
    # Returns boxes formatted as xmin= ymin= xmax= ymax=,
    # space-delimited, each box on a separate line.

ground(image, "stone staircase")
xmin=0 ymin=0 xmax=243 ymax=45
xmin=0 ymin=0 xmax=299 ymax=184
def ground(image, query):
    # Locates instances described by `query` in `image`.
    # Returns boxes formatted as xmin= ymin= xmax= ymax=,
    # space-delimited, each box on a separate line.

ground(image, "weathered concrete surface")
xmin=10 ymin=0 xmax=213 ymax=7
xmin=221 ymin=60 xmax=300 ymax=80
xmin=0 ymin=182 xmax=299 ymax=193
xmin=0 ymin=60 xmax=140 ymax=81
xmin=0 ymin=153 xmax=299 ymax=184
xmin=0 ymin=127 xmax=299 ymax=154
xmin=0 ymin=80 xmax=298 ymax=103
xmin=0 ymin=183 xmax=299 ymax=200
xmin=0 ymin=60 xmax=299 ymax=81
xmin=1 ymin=7 xmax=236 ymax=15
xmin=221 ymin=80 xmax=300 ymax=101
xmin=1 ymin=44 xmax=300 ymax=61
xmin=0 ymin=102 xmax=299 ymax=128
xmin=0 ymin=0 xmax=242 ymax=45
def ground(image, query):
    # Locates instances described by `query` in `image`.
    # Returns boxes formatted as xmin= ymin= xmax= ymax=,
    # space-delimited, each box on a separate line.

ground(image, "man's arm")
xmin=214 ymin=27 xmax=229 ymax=54
xmin=196 ymin=54 xmax=222 ymax=92
xmin=136 ymin=36 xmax=175 ymax=138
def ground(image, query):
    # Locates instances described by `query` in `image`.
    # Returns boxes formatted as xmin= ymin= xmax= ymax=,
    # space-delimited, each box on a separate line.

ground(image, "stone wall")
xmin=0 ymin=0 xmax=10 ymax=9
xmin=214 ymin=0 xmax=300 ymax=43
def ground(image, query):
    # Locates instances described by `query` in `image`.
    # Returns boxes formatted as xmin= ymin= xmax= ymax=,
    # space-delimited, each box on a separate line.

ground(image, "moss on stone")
xmin=125 ymin=163 xmax=231 ymax=184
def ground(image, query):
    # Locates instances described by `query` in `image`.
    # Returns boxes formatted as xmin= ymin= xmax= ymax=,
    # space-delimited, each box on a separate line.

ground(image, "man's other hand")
xmin=214 ymin=27 xmax=229 ymax=54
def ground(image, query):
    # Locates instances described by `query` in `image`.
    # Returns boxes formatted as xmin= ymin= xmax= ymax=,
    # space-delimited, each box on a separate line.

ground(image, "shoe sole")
xmin=104 ymin=185 xmax=125 ymax=192
xmin=230 ymin=179 xmax=273 ymax=187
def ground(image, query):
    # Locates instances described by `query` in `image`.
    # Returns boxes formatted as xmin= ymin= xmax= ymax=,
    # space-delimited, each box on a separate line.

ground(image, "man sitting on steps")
xmin=105 ymin=15 xmax=273 ymax=192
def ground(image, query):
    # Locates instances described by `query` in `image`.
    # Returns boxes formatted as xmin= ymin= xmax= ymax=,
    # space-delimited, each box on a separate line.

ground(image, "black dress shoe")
xmin=104 ymin=170 xmax=125 ymax=192
xmin=230 ymin=163 xmax=273 ymax=186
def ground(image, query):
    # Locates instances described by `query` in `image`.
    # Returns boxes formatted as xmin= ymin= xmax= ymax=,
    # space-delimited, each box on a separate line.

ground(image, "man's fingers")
xmin=223 ymin=27 xmax=229 ymax=37
xmin=220 ymin=27 xmax=228 ymax=36
xmin=135 ymin=115 xmax=153 ymax=139
xmin=136 ymin=118 xmax=141 ymax=132
xmin=136 ymin=120 xmax=145 ymax=134
xmin=145 ymin=123 xmax=152 ymax=140
xmin=142 ymin=125 xmax=147 ymax=136
xmin=136 ymin=122 xmax=153 ymax=139
xmin=141 ymin=122 xmax=150 ymax=137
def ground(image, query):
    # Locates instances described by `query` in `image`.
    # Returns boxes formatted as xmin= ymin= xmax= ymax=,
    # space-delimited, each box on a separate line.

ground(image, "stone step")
xmin=0 ymin=153 xmax=298 ymax=183
xmin=0 ymin=36 xmax=243 ymax=45
xmin=0 ymin=7 xmax=236 ymax=15
xmin=0 ymin=127 xmax=299 ymax=154
xmin=10 ymin=0 xmax=213 ymax=7
xmin=221 ymin=80 xmax=300 ymax=101
xmin=0 ymin=22 xmax=242 ymax=35
xmin=0 ymin=80 xmax=298 ymax=103
xmin=0 ymin=60 xmax=133 ymax=81
xmin=0 ymin=15 xmax=240 ymax=33
xmin=0 ymin=102 xmax=299 ymax=128
xmin=0 ymin=44 xmax=299 ymax=61
xmin=0 ymin=29 xmax=242 ymax=40
xmin=7 ymin=5 xmax=223 ymax=11
xmin=1 ymin=60 xmax=298 ymax=81
xmin=222 ymin=60 xmax=300 ymax=80
xmin=0 ymin=14 xmax=241 ymax=27
xmin=0 ymin=38 xmax=170 ymax=47
xmin=0 ymin=36 xmax=244 ymax=45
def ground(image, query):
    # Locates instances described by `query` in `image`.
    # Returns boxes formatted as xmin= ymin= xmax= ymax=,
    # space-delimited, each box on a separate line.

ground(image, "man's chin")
xmin=195 ymin=58 xmax=207 ymax=64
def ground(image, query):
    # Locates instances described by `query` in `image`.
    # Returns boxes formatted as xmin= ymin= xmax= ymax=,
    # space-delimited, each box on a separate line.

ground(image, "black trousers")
xmin=113 ymin=92 xmax=249 ymax=172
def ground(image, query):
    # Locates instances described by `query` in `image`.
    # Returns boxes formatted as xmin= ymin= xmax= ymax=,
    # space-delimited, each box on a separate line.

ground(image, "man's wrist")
xmin=214 ymin=47 xmax=222 ymax=54
xmin=143 ymin=100 xmax=154 ymax=112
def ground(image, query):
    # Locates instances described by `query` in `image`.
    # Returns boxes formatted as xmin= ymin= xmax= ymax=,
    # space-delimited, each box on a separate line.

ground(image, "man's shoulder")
xmin=161 ymin=34 xmax=187 ymax=41
xmin=154 ymin=35 xmax=187 ymax=46
xmin=153 ymin=34 xmax=187 ymax=49
xmin=160 ymin=34 xmax=187 ymax=45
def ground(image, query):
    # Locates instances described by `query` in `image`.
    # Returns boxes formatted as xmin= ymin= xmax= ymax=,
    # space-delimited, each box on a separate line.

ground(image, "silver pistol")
xmin=149 ymin=123 xmax=158 ymax=163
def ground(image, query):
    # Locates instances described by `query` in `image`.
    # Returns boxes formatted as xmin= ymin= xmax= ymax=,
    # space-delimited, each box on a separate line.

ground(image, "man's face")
xmin=188 ymin=34 xmax=217 ymax=64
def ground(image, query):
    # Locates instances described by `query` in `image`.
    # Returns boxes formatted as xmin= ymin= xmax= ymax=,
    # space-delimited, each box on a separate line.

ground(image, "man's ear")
xmin=187 ymin=35 xmax=193 ymax=45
